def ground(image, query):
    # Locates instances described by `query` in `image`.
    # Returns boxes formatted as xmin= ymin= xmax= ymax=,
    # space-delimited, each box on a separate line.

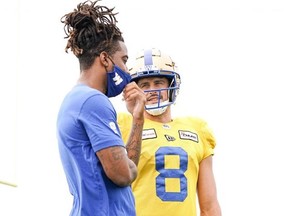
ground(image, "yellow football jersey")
xmin=117 ymin=112 xmax=216 ymax=216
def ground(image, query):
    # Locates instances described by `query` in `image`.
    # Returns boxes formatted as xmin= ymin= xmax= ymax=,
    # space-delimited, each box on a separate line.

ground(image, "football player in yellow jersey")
xmin=117 ymin=48 xmax=222 ymax=216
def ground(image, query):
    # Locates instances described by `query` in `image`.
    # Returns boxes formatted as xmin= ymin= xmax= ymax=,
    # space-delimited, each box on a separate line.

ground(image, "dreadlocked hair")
xmin=61 ymin=0 xmax=124 ymax=70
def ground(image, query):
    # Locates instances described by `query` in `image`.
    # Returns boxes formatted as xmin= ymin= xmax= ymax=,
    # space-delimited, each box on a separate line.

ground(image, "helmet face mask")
xmin=129 ymin=48 xmax=181 ymax=114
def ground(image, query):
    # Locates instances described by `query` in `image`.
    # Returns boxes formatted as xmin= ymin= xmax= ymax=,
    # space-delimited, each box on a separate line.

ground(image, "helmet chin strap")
xmin=145 ymin=100 xmax=169 ymax=116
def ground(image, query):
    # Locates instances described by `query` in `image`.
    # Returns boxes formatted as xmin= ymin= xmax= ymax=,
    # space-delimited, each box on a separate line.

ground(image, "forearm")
xmin=125 ymin=117 xmax=144 ymax=166
xmin=200 ymin=209 xmax=222 ymax=216
xmin=198 ymin=157 xmax=222 ymax=216
xmin=200 ymin=201 xmax=222 ymax=216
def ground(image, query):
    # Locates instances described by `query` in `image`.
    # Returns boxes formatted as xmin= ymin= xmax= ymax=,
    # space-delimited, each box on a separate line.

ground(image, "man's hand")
xmin=122 ymin=82 xmax=146 ymax=119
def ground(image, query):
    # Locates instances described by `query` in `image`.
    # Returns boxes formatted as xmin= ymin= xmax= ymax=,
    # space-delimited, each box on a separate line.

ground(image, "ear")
xmin=99 ymin=51 xmax=109 ymax=67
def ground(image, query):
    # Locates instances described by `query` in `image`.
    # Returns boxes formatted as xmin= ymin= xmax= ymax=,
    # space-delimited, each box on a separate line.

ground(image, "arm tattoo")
xmin=126 ymin=122 xmax=143 ymax=165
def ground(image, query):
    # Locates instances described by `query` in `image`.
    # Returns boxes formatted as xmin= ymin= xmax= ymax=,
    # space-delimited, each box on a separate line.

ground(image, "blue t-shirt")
xmin=57 ymin=84 xmax=135 ymax=216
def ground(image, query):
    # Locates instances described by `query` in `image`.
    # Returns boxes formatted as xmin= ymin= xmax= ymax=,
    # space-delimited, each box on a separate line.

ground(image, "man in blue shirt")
xmin=57 ymin=1 xmax=146 ymax=215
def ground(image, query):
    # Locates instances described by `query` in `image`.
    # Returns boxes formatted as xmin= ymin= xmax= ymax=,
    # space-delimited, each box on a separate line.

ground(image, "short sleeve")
xmin=200 ymin=120 xmax=216 ymax=159
xmin=79 ymin=94 xmax=125 ymax=152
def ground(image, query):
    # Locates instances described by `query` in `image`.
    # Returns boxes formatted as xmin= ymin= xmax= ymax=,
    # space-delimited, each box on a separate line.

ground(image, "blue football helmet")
xmin=129 ymin=48 xmax=181 ymax=115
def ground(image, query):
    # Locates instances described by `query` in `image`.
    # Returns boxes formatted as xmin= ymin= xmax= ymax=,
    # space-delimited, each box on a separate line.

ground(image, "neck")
xmin=78 ymin=61 xmax=107 ymax=94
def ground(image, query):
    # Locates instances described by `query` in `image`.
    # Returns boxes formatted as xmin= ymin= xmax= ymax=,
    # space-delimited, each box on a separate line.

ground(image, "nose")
xmin=146 ymin=90 xmax=161 ymax=101
xmin=146 ymin=90 xmax=158 ymax=95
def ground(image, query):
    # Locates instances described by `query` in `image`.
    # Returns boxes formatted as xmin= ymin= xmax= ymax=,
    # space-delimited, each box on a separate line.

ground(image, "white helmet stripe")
xmin=144 ymin=49 xmax=153 ymax=66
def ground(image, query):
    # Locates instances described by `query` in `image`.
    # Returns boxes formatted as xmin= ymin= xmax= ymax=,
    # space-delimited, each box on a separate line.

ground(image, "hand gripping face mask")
xmin=106 ymin=65 xmax=131 ymax=98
